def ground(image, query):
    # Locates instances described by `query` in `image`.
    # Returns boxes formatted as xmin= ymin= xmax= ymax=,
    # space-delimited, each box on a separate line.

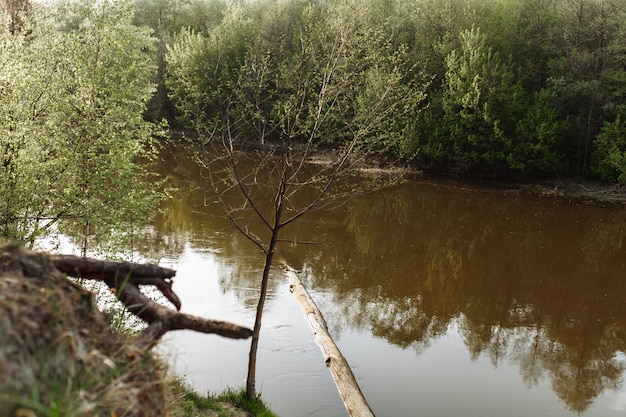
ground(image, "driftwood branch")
xmin=282 ymin=262 xmax=376 ymax=417
xmin=51 ymin=255 xmax=253 ymax=350
xmin=52 ymin=255 xmax=182 ymax=310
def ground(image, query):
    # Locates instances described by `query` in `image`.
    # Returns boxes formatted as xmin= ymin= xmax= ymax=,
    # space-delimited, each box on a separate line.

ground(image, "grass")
xmin=168 ymin=377 xmax=279 ymax=417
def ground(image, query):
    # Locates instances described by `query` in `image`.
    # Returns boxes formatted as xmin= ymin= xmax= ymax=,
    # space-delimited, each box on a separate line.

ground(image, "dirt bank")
xmin=0 ymin=245 xmax=262 ymax=417
xmin=0 ymin=245 xmax=168 ymax=417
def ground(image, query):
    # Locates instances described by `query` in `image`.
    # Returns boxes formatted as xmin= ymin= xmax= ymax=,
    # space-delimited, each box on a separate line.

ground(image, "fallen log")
xmin=51 ymin=254 xmax=177 ymax=281
xmin=51 ymin=253 xmax=253 ymax=350
xmin=282 ymin=263 xmax=376 ymax=417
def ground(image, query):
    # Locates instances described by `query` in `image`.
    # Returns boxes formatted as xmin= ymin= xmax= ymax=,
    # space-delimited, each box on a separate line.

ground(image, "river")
xmin=151 ymin=147 xmax=626 ymax=417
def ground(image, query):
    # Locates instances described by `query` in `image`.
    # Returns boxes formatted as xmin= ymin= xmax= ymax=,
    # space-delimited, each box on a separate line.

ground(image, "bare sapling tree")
xmin=192 ymin=5 xmax=424 ymax=400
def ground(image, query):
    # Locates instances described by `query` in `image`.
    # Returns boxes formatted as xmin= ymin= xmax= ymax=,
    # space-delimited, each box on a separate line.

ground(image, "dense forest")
xmin=153 ymin=0 xmax=626 ymax=181
xmin=1 ymin=0 xmax=625 ymax=245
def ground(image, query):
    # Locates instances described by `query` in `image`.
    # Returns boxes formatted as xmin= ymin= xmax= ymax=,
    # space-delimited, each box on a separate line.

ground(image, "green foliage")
xmin=0 ymin=13 xmax=64 ymax=240
xmin=593 ymin=112 xmax=626 ymax=182
xmin=439 ymin=25 xmax=524 ymax=170
xmin=165 ymin=5 xmax=250 ymax=129
xmin=132 ymin=0 xmax=227 ymax=37
xmin=166 ymin=0 xmax=426 ymax=154
xmin=0 ymin=0 xmax=165 ymax=250
xmin=169 ymin=380 xmax=278 ymax=417
xmin=509 ymin=89 xmax=569 ymax=173
xmin=160 ymin=0 xmax=626 ymax=180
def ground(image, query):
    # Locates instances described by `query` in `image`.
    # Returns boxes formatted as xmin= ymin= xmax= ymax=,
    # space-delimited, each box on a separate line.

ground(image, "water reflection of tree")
xmin=281 ymin=181 xmax=626 ymax=413
xmin=153 ymin=168 xmax=284 ymax=309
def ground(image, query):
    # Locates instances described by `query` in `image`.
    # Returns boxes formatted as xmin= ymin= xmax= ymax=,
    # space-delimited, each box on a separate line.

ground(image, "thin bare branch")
xmin=209 ymin=166 xmax=268 ymax=254
xmin=223 ymin=132 xmax=273 ymax=233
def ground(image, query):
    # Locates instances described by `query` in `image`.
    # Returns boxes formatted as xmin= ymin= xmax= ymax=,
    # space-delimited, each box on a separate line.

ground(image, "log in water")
xmin=283 ymin=262 xmax=376 ymax=417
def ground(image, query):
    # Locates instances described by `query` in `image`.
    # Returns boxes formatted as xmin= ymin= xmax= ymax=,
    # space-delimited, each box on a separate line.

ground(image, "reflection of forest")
xmin=285 ymin=182 xmax=626 ymax=414
xmin=155 ymin=150 xmax=626 ymax=413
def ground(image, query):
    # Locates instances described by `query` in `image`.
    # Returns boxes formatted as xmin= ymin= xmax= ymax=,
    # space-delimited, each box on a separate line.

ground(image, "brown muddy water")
xmin=150 ymin=148 xmax=626 ymax=417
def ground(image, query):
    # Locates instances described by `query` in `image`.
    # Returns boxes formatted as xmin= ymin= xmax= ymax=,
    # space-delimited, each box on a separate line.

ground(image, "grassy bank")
xmin=168 ymin=378 xmax=278 ymax=417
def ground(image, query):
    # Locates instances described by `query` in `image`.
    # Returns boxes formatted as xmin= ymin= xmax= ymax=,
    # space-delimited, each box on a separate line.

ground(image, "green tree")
xmin=547 ymin=0 xmax=625 ymax=174
xmin=509 ymin=88 xmax=569 ymax=173
xmin=53 ymin=0 xmax=164 ymax=255
xmin=592 ymin=112 xmax=626 ymax=181
xmin=133 ymin=0 xmax=226 ymax=37
xmin=0 ymin=8 xmax=70 ymax=241
xmin=506 ymin=0 xmax=563 ymax=91
xmin=442 ymin=26 xmax=522 ymax=171
xmin=0 ymin=0 xmax=164 ymax=253
xmin=165 ymin=3 xmax=249 ymax=129
xmin=132 ymin=0 xmax=229 ymax=123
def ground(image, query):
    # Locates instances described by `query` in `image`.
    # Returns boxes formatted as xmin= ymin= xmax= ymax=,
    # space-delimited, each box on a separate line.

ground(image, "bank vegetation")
xmin=158 ymin=0 xmax=626 ymax=183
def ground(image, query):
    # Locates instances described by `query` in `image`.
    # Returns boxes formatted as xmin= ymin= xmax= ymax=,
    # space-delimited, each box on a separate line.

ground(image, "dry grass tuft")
xmin=0 ymin=245 xmax=168 ymax=417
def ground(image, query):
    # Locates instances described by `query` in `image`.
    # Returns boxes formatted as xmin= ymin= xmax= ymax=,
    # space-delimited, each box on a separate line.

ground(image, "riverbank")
xmin=304 ymin=143 xmax=626 ymax=206
xmin=170 ymin=132 xmax=625 ymax=206
xmin=418 ymin=173 xmax=626 ymax=206
xmin=409 ymin=172 xmax=626 ymax=206
xmin=0 ymin=245 xmax=276 ymax=417
xmin=169 ymin=381 xmax=276 ymax=417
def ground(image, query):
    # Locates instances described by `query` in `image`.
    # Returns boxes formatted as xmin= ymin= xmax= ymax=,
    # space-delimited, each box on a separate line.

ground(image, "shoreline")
xmin=406 ymin=171 xmax=626 ymax=206
xmin=308 ymin=145 xmax=626 ymax=206
xmin=167 ymin=132 xmax=626 ymax=206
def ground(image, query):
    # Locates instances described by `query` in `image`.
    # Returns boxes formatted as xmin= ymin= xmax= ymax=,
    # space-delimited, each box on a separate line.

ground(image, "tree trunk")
xmin=245 ymin=161 xmax=287 ymax=399
xmin=245 ymin=248 xmax=275 ymax=399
